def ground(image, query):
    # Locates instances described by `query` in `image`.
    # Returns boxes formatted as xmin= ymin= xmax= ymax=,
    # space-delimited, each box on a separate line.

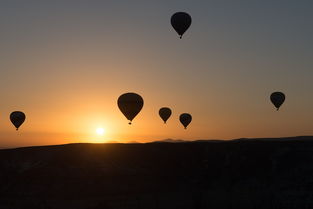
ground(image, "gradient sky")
xmin=0 ymin=0 xmax=312 ymax=147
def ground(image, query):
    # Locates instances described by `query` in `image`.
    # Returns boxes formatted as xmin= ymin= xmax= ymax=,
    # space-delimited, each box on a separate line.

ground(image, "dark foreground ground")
xmin=1 ymin=136 xmax=313 ymax=209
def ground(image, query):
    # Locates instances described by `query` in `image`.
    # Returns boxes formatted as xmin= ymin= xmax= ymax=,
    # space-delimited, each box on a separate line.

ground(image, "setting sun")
xmin=96 ymin=128 xmax=105 ymax=136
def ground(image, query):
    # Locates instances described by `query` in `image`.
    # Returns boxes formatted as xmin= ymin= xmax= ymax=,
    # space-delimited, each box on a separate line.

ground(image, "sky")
xmin=0 ymin=0 xmax=312 ymax=147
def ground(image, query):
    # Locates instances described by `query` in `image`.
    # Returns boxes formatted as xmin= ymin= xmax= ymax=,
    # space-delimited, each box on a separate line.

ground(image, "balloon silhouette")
xmin=171 ymin=12 xmax=192 ymax=39
xmin=159 ymin=107 xmax=172 ymax=124
xmin=118 ymin=93 xmax=144 ymax=124
xmin=270 ymin=92 xmax=285 ymax=111
xmin=179 ymin=113 xmax=192 ymax=129
xmin=10 ymin=111 xmax=26 ymax=130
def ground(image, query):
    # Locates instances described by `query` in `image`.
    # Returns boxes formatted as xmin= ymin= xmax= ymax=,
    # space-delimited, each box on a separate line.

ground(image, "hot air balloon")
xmin=179 ymin=113 xmax=192 ymax=129
xmin=159 ymin=107 xmax=172 ymax=124
xmin=171 ymin=12 xmax=192 ymax=39
xmin=270 ymin=92 xmax=285 ymax=111
xmin=10 ymin=111 xmax=26 ymax=130
xmin=118 ymin=93 xmax=144 ymax=124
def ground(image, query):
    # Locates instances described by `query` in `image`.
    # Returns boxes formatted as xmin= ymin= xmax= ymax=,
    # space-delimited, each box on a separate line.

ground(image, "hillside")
xmin=0 ymin=136 xmax=313 ymax=209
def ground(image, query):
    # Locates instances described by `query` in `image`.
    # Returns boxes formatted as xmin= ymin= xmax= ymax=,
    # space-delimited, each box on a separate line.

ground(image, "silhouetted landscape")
xmin=0 ymin=1 xmax=312 ymax=208
xmin=1 ymin=136 xmax=313 ymax=209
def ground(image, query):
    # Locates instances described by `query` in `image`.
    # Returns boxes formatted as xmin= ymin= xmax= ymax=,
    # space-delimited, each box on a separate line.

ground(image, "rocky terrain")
xmin=0 ymin=136 xmax=313 ymax=209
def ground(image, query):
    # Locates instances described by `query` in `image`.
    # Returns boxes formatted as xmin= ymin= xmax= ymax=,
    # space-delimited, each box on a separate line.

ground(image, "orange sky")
xmin=0 ymin=1 xmax=312 ymax=147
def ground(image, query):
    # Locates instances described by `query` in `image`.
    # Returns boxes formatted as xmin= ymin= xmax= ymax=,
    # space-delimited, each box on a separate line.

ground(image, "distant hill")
xmin=126 ymin=141 xmax=141 ymax=144
xmin=0 ymin=136 xmax=313 ymax=209
xmin=153 ymin=138 xmax=186 ymax=143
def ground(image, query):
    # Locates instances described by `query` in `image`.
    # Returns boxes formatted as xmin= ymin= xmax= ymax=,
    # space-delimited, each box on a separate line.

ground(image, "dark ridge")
xmin=0 ymin=136 xmax=313 ymax=209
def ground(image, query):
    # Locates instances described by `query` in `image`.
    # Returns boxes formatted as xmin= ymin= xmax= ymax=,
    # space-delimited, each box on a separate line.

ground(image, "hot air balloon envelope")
xmin=10 ymin=111 xmax=26 ymax=130
xmin=159 ymin=107 xmax=172 ymax=124
xmin=179 ymin=113 xmax=192 ymax=129
xmin=270 ymin=92 xmax=285 ymax=110
xmin=171 ymin=12 xmax=192 ymax=38
xmin=118 ymin=93 xmax=144 ymax=124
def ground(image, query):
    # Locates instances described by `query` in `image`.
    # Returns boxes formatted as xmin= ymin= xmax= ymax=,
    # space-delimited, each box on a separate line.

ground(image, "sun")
xmin=96 ymin=128 xmax=105 ymax=135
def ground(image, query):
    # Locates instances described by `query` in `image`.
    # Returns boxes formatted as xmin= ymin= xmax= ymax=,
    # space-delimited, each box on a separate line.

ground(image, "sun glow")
xmin=96 ymin=128 xmax=105 ymax=135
